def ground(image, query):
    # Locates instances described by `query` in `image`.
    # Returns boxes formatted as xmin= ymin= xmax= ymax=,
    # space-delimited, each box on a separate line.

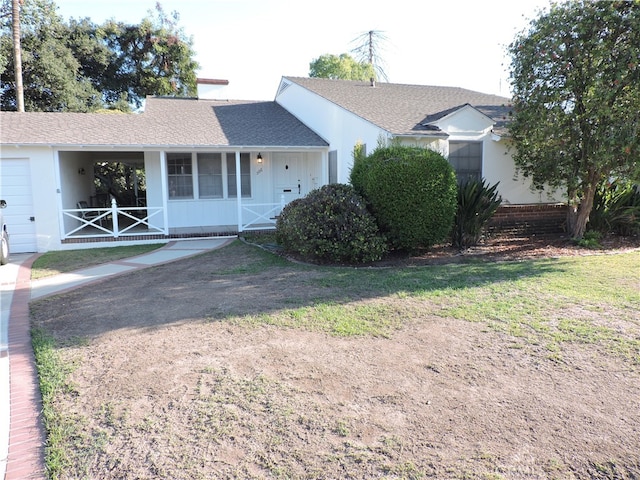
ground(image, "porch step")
xmin=61 ymin=231 xmax=239 ymax=245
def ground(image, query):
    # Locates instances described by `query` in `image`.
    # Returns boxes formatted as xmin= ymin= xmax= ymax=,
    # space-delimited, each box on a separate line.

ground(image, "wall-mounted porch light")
xmin=257 ymin=153 xmax=263 ymax=164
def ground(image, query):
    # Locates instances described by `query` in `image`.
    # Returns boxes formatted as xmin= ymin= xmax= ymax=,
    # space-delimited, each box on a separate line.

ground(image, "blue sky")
xmin=55 ymin=0 xmax=552 ymax=100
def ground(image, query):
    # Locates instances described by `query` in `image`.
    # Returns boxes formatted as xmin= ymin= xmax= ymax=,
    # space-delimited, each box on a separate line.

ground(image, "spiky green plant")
xmin=451 ymin=178 xmax=502 ymax=249
xmin=589 ymin=181 xmax=640 ymax=236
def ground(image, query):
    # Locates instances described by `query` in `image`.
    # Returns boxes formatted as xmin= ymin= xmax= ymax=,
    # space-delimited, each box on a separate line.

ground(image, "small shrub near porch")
xmin=275 ymin=184 xmax=387 ymax=264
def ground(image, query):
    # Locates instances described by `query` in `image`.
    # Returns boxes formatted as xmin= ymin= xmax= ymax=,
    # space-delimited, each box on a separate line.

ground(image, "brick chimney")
xmin=197 ymin=78 xmax=229 ymax=99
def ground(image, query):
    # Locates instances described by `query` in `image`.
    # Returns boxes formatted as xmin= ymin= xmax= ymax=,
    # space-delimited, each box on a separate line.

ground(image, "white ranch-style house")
xmin=0 ymin=77 xmax=561 ymax=254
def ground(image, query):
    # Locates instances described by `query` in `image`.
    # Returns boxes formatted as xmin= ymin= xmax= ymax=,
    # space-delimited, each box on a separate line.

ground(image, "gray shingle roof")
xmin=0 ymin=97 xmax=328 ymax=148
xmin=283 ymin=77 xmax=512 ymax=136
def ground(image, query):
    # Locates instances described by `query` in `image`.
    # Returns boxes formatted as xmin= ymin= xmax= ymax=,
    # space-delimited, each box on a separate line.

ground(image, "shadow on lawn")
xmin=30 ymin=240 xmax=567 ymax=341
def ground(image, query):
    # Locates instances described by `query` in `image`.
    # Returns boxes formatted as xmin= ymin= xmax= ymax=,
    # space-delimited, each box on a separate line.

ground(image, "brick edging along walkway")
xmin=6 ymin=254 xmax=47 ymax=480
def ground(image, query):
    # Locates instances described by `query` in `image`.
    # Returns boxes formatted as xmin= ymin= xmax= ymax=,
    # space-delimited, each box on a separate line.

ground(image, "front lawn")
xmin=30 ymin=241 xmax=640 ymax=479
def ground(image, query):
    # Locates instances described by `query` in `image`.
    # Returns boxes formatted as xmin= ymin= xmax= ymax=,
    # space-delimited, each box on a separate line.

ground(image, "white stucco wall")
xmin=483 ymin=139 xmax=543 ymax=204
xmin=277 ymin=83 xmax=563 ymax=205
xmin=484 ymin=138 xmax=563 ymax=204
xmin=434 ymin=108 xmax=562 ymax=204
xmin=276 ymin=81 xmax=388 ymax=183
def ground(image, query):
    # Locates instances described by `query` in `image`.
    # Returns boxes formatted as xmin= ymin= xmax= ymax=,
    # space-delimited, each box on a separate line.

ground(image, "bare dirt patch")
xmin=30 ymin=234 xmax=640 ymax=479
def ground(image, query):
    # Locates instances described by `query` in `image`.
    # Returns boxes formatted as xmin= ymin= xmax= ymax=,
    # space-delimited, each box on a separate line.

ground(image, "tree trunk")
xmin=12 ymin=0 xmax=24 ymax=112
xmin=566 ymin=179 xmax=597 ymax=240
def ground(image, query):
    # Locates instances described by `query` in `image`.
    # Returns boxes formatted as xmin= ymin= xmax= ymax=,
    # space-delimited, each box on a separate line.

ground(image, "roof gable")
xmin=424 ymin=104 xmax=496 ymax=133
xmin=282 ymin=77 xmax=512 ymax=137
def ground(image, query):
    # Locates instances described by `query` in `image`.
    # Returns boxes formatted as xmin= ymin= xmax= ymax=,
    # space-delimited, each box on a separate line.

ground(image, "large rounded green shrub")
xmin=350 ymin=144 xmax=457 ymax=251
xmin=275 ymin=184 xmax=387 ymax=264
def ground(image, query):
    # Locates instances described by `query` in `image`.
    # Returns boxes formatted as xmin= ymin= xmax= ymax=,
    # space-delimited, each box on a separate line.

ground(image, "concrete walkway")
xmin=0 ymin=237 xmax=234 ymax=479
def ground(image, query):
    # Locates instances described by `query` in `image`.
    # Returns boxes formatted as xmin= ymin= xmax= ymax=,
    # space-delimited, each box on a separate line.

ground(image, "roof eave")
xmin=395 ymin=132 xmax=449 ymax=139
xmin=1 ymin=142 xmax=329 ymax=149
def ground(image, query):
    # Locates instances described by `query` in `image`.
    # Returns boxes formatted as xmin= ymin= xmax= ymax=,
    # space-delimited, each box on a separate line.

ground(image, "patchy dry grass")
xmin=31 ymin=242 xmax=640 ymax=479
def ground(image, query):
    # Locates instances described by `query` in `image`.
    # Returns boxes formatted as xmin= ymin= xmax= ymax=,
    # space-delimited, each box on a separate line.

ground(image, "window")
xmin=328 ymin=150 xmax=338 ymax=184
xmin=448 ymin=141 xmax=482 ymax=183
xmin=167 ymin=151 xmax=252 ymax=200
xmin=167 ymin=153 xmax=193 ymax=199
xmin=226 ymin=152 xmax=251 ymax=198
xmin=198 ymin=153 xmax=223 ymax=198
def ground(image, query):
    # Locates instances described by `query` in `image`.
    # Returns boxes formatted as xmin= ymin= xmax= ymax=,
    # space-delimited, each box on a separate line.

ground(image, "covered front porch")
xmin=57 ymin=148 xmax=326 ymax=246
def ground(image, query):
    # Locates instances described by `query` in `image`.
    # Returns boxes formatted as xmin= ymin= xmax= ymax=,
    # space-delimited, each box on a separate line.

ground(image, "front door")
xmin=273 ymin=154 xmax=304 ymax=205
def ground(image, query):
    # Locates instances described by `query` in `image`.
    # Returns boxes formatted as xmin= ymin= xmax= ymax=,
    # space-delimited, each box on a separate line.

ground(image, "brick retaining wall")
xmin=488 ymin=203 xmax=567 ymax=235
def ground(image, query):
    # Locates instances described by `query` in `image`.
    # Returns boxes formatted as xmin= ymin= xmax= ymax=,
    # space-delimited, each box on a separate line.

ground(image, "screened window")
xmin=226 ymin=153 xmax=251 ymax=198
xmin=167 ymin=153 xmax=193 ymax=199
xmin=328 ymin=150 xmax=338 ymax=184
xmin=448 ymin=141 xmax=482 ymax=183
xmin=198 ymin=153 xmax=223 ymax=198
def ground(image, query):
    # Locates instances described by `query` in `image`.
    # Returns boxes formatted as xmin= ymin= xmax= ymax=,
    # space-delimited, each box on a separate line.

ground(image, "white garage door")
xmin=0 ymin=159 xmax=38 ymax=253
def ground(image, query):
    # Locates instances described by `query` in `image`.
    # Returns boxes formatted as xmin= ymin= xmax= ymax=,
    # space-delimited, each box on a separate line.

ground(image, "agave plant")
xmin=451 ymin=178 xmax=502 ymax=249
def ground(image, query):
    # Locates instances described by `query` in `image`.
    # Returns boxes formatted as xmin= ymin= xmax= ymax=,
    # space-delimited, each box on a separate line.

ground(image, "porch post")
xmin=236 ymin=151 xmax=243 ymax=232
xmin=160 ymin=151 xmax=169 ymax=235
xmin=111 ymin=197 xmax=119 ymax=237
xmin=54 ymin=149 xmax=67 ymax=240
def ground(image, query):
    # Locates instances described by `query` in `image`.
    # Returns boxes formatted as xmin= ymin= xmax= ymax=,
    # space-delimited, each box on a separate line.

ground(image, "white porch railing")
xmin=240 ymin=195 xmax=286 ymax=232
xmin=63 ymin=198 xmax=166 ymax=239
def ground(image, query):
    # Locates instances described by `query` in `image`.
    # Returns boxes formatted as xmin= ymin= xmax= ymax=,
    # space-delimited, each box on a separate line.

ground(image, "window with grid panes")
xmin=198 ymin=153 xmax=223 ymax=198
xmin=167 ymin=153 xmax=193 ymax=198
xmin=226 ymin=152 xmax=251 ymax=198
xmin=448 ymin=141 xmax=482 ymax=183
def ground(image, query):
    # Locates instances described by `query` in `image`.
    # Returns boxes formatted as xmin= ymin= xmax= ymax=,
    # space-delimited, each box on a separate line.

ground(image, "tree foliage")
xmin=309 ymin=53 xmax=375 ymax=81
xmin=1 ymin=0 xmax=102 ymax=111
xmin=507 ymin=0 xmax=640 ymax=239
xmin=0 ymin=0 xmax=198 ymax=111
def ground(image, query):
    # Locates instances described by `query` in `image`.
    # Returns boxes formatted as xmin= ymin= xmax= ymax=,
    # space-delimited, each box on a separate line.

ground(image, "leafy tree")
xmin=1 ymin=0 xmax=102 ymax=111
xmin=507 ymin=0 xmax=640 ymax=239
xmin=0 ymin=0 xmax=198 ymax=111
xmin=93 ymin=3 xmax=199 ymax=108
xmin=309 ymin=53 xmax=374 ymax=81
